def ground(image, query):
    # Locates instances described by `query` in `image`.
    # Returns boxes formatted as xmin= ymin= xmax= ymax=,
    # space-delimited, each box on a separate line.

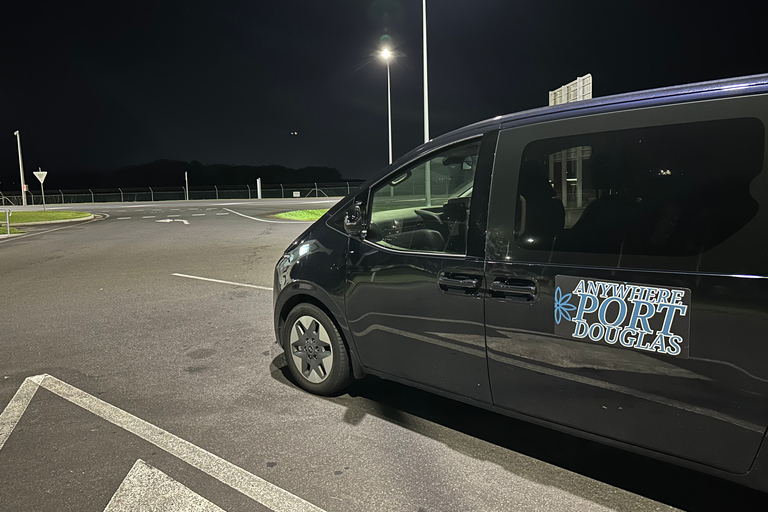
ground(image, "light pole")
xmin=13 ymin=131 xmax=28 ymax=206
xmin=380 ymin=48 xmax=393 ymax=164
xmin=422 ymin=0 xmax=429 ymax=143
xmin=422 ymin=2 xmax=432 ymax=206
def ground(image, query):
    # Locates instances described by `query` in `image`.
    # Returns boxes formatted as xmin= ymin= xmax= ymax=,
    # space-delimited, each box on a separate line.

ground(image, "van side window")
xmin=514 ymin=118 xmax=764 ymax=258
xmin=367 ymin=139 xmax=480 ymax=254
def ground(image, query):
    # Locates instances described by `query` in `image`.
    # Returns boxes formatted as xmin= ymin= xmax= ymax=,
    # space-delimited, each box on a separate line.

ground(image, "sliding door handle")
xmin=490 ymin=279 xmax=537 ymax=300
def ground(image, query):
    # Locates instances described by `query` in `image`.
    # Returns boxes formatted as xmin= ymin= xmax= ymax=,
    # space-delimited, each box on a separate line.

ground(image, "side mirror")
xmin=344 ymin=201 xmax=367 ymax=238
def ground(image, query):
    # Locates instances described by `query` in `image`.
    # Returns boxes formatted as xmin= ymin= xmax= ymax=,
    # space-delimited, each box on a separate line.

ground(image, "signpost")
xmin=33 ymin=168 xmax=48 ymax=211
xmin=4 ymin=209 xmax=11 ymax=236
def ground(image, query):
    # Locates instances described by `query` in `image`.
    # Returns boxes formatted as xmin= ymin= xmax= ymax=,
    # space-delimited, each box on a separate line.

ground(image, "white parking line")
xmin=172 ymin=273 xmax=272 ymax=291
xmin=223 ymin=208 xmax=311 ymax=224
xmin=215 ymin=213 xmax=229 ymax=216
xmin=0 ymin=375 xmax=326 ymax=512
xmin=117 ymin=217 xmax=131 ymax=220
xmin=142 ymin=216 xmax=156 ymax=219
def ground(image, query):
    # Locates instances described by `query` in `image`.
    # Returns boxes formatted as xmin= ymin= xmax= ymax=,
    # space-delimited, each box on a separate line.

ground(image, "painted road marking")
xmin=142 ymin=216 xmax=156 ymax=219
xmin=192 ymin=214 xmax=205 ymax=216
xmin=104 ymin=459 xmax=225 ymax=512
xmin=117 ymin=217 xmax=131 ymax=220
xmin=223 ymin=208 xmax=311 ymax=224
xmin=156 ymin=219 xmax=190 ymax=225
xmin=0 ymin=374 xmax=326 ymax=512
xmin=215 ymin=213 xmax=229 ymax=216
xmin=0 ymin=375 xmax=44 ymax=451
xmin=167 ymin=214 xmax=180 ymax=217
xmin=172 ymin=273 xmax=272 ymax=291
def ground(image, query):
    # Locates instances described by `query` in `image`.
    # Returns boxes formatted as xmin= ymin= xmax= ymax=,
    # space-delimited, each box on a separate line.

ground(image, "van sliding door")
xmin=484 ymin=96 xmax=768 ymax=473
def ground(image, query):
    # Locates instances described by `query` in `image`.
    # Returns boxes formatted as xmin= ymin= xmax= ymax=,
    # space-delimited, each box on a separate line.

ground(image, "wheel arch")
xmin=275 ymin=287 xmax=366 ymax=380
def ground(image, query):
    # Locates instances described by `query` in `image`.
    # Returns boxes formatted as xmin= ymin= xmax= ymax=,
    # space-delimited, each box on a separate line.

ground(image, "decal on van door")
xmin=554 ymin=276 xmax=691 ymax=358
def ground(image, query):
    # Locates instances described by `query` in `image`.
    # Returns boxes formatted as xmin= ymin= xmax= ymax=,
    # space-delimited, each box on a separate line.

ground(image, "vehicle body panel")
xmin=273 ymin=73 xmax=768 ymax=491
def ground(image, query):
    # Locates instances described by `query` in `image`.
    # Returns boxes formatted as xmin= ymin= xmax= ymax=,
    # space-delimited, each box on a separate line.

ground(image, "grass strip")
xmin=6 ymin=211 xmax=90 ymax=224
xmin=273 ymin=209 xmax=328 ymax=221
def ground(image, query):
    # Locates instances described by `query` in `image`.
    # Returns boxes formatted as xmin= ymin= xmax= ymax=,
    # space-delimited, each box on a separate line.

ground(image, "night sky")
xmin=1 ymin=1 xmax=765 ymax=189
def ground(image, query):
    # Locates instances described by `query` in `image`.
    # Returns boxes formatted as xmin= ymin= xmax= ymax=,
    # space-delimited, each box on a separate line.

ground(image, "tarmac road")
xmin=0 ymin=199 xmax=766 ymax=511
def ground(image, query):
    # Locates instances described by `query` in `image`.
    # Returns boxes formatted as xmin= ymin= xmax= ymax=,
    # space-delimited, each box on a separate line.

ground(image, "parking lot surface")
xmin=1 ymin=199 xmax=766 ymax=511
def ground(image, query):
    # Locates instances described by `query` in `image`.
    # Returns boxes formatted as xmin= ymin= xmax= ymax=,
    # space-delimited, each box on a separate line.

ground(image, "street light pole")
xmin=421 ymin=2 xmax=432 ymax=205
xmin=381 ymin=48 xmax=393 ymax=165
xmin=13 ymin=131 xmax=28 ymax=206
xmin=422 ymin=0 xmax=429 ymax=143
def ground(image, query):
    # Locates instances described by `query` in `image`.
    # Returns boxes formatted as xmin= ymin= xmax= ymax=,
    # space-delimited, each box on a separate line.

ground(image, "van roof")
xmin=374 ymin=73 xmax=768 ymax=185
xmin=456 ymin=72 xmax=768 ymax=139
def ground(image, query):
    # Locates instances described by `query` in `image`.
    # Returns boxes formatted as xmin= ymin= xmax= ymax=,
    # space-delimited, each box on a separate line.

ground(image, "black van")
xmin=273 ymin=73 xmax=768 ymax=491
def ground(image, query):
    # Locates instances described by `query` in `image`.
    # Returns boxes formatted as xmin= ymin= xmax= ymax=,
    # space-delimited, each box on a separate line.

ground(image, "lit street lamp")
xmin=380 ymin=48 xmax=394 ymax=164
xmin=13 ymin=131 xmax=28 ymax=206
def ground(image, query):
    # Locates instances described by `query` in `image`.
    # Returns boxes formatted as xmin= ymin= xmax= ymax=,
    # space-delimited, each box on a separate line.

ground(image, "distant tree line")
xmin=57 ymin=160 xmax=344 ymax=189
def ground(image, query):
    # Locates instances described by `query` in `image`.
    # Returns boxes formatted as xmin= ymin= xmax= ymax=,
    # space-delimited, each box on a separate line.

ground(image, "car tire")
xmin=281 ymin=303 xmax=353 ymax=395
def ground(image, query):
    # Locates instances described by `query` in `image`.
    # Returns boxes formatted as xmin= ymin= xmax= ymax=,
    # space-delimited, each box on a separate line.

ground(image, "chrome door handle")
xmin=490 ymin=279 xmax=537 ymax=300
xmin=438 ymin=276 xmax=480 ymax=289
xmin=438 ymin=272 xmax=482 ymax=295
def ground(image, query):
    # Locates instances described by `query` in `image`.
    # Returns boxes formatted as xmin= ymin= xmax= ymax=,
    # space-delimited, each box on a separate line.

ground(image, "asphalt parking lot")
xmin=1 ymin=199 xmax=767 ymax=511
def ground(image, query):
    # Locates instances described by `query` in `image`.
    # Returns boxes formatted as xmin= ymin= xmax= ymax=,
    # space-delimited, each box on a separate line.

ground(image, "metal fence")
xmin=0 ymin=182 xmax=363 ymax=206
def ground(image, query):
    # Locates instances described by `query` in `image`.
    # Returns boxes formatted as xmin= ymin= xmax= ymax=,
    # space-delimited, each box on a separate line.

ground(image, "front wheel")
xmin=281 ymin=303 xmax=352 ymax=395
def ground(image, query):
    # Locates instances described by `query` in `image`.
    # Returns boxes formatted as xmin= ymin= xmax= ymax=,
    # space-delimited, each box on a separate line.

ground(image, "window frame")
xmin=487 ymin=94 xmax=768 ymax=275
xmin=359 ymin=132 xmax=497 ymax=259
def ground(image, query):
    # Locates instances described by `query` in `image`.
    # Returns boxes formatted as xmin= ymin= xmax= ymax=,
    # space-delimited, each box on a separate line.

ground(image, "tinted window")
xmin=513 ymin=118 xmax=764 ymax=258
xmin=367 ymin=139 xmax=481 ymax=254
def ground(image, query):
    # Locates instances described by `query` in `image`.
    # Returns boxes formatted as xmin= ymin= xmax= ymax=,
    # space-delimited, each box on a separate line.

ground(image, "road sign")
xmin=34 ymin=168 xmax=48 ymax=210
